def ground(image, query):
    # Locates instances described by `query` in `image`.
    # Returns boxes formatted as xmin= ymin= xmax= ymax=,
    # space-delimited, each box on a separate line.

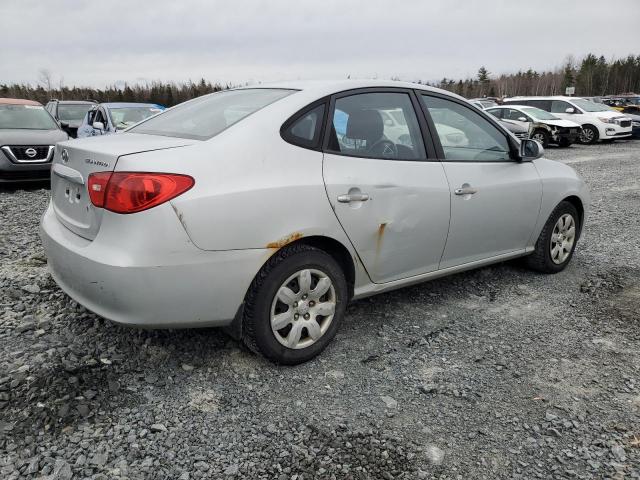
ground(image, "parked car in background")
xmin=45 ymin=99 xmax=96 ymax=138
xmin=485 ymin=105 xmax=581 ymax=147
xmin=502 ymin=96 xmax=632 ymax=144
xmin=40 ymin=80 xmax=589 ymax=364
xmin=77 ymin=102 xmax=165 ymax=138
xmin=1 ymin=98 xmax=68 ymax=182
xmin=498 ymin=119 xmax=531 ymax=140
xmin=469 ymin=98 xmax=498 ymax=110
xmin=621 ymin=111 xmax=640 ymax=139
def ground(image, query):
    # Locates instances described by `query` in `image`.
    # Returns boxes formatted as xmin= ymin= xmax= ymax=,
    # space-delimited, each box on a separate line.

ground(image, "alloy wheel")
xmin=580 ymin=128 xmax=594 ymax=143
xmin=550 ymin=214 xmax=576 ymax=264
xmin=270 ymin=269 xmax=336 ymax=349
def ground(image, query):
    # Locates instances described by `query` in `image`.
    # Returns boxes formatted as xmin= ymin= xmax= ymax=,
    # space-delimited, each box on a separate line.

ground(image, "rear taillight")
xmin=87 ymin=172 xmax=194 ymax=214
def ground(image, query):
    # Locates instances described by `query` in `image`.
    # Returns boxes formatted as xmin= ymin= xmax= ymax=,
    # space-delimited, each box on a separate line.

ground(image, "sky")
xmin=1 ymin=0 xmax=639 ymax=88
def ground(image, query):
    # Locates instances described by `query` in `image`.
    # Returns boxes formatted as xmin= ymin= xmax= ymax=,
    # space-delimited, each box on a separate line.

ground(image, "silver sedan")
xmin=40 ymin=80 xmax=589 ymax=364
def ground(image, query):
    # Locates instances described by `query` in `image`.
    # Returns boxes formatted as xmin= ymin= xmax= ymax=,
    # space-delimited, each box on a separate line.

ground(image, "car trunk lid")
xmin=51 ymin=133 xmax=195 ymax=240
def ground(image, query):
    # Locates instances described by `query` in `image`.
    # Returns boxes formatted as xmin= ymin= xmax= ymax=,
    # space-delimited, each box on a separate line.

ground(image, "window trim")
xmin=417 ymin=91 xmax=519 ymax=163
xmin=279 ymin=97 xmax=329 ymax=151
xmin=321 ymin=87 xmax=436 ymax=162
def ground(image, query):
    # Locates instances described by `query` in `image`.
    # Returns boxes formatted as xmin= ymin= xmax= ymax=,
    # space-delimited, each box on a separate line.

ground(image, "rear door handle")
xmin=337 ymin=193 xmax=370 ymax=203
xmin=454 ymin=186 xmax=478 ymax=195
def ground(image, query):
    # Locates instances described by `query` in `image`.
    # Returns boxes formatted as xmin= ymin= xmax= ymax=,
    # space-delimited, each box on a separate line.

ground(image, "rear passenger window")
xmin=282 ymin=104 xmax=325 ymax=149
xmin=327 ymin=92 xmax=426 ymax=160
xmin=528 ymin=100 xmax=552 ymax=111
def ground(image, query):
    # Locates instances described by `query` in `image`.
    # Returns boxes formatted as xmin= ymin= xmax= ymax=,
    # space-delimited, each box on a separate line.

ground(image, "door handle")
xmin=337 ymin=193 xmax=370 ymax=203
xmin=454 ymin=186 xmax=478 ymax=195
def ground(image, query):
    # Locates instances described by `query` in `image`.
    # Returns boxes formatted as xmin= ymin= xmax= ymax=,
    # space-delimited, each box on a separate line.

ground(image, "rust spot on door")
xmin=376 ymin=223 xmax=387 ymax=255
xmin=266 ymin=232 xmax=304 ymax=249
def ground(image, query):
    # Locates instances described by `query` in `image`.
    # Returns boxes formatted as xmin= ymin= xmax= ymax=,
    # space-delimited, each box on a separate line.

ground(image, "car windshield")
xmin=129 ymin=89 xmax=295 ymax=140
xmin=58 ymin=104 xmax=93 ymax=122
xmin=0 ymin=104 xmax=58 ymax=130
xmin=571 ymin=98 xmax=614 ymax=112
xmin=521 ymin=107 xmax=559 ymax=121
xmin=110 ymin=106 xmax=164 ymax=129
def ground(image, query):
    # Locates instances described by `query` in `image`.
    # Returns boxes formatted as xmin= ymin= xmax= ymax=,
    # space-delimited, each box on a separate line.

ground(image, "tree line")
xmin=430 ymin=54 xmax=640 ymax=99
xmin=1 ymin=54 xmax=638 ymax=106
xmin=0 ymin=77 xmax=229 ymax=107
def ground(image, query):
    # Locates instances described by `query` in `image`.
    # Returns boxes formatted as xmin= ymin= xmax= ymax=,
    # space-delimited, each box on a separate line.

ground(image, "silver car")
xmin=40 ymin=80 xmax=589 ymax=364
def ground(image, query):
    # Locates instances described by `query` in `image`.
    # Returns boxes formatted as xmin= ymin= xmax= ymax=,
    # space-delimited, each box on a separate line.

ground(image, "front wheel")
xmin=525 ymin=201 xmax=580 ymax=273
xmin=531 ymin=129 xmax=550 ymax=147
xmin=242 ymin=244 xmax=348 ymax=365
xmin=579 ymin=125 xmax=599 ymax=144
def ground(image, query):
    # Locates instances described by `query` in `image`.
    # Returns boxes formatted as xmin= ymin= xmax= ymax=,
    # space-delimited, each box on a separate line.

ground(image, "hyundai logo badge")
xmin=61 ymin=149 xmax=69 ymax=163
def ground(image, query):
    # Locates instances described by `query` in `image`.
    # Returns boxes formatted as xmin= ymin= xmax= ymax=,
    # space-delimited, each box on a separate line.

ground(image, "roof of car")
xmin=51 ymin=100 xmax=96 ymax=104
xmin=231 ymin=79 xmax=464 ymax=101
xmin=0 ymin=98 xmax=42 ymax=106
xmin=100 ymin=102 xmax=163 ymax=108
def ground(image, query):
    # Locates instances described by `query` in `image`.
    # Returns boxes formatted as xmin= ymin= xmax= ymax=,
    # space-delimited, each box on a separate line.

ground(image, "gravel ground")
xmin=1 ymin=140 xmax=639 ymax=479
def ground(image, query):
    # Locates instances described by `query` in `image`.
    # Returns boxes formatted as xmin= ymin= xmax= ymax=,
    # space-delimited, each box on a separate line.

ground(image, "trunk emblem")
xmin=25 ymin=148 xmax=37 ymax=158
xmin=61 ymin=149 xmax=69 ymax=163
xmin=85 ymin=158 xmax=109 ymax=168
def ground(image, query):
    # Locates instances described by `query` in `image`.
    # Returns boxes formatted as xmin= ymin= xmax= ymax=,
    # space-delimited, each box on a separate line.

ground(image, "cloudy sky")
xmin=2 ymin=0 xmax=639 ymax=88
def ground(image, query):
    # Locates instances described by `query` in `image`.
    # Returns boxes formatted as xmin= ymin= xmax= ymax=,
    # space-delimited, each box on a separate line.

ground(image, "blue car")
xmin=77 ymin=102 xmax=165 ymax=138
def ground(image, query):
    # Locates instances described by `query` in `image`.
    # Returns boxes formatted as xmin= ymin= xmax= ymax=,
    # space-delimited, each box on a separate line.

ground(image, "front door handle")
xmin=454 ymin=186 xmax=478 ymax=195
xmin=337 ymin=193 xmax=370 ymax=203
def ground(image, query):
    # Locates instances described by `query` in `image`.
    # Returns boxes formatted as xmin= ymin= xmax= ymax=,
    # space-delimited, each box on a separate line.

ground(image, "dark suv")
xmin=45 ymin=100 xmax=96 ymax=138
xmin=1 ymin=98 xmax=68 ymax=182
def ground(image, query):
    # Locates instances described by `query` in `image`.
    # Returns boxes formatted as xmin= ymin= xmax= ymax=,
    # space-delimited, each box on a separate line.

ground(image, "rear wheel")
xmin=579 ymin=125 xmax=599 ymax=144
xmin=531 ymin=129 xmax=549 ymax=147
xmin=242 ymin=244 xmax=348 ymax=365
xmin=525 ymin=201 xmax=579 ymax=273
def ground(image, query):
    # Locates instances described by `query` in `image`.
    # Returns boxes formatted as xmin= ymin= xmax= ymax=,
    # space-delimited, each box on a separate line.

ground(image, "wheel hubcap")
xmin=580 ymin=129 xmax=594 ymax=142
xmin=550 ymin=214 xmax=576 ymax=265
xmin=533 ymin=133 xmax=544 ymax=142
xmin=270 ymin=269 xmax=336 ymax=349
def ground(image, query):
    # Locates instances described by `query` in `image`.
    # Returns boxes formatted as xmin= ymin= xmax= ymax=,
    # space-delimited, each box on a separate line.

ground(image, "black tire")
xmin=579 ymin=125 xmax=599 ymax=144
xmin=558 ymin=138 xmax=572 ymax=148
xmin=242 ymin=244 xmax=348 ymax=365
xmin=531 ymin=129 xmax=550 ymax=147
xmin=525 ymin=201 xmax=580 ymax=273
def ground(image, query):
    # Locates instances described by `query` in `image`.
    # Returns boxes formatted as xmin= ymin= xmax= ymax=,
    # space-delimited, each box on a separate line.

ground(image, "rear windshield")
xmin=58 ymin=104 xmax=93 ymax=122
xmin=129 ymin=89 xmax=295 ymax=140
xmin=0 ymin=104 xmax=58 ymax=130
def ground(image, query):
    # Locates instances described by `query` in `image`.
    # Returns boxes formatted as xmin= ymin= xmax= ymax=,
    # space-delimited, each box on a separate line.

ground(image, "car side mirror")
xmin=92 ymin=121 xmax=105 ymax=130
xmin=565 ymin=107 xmax=575 ymax=114
xmin=519 ymin=139 xmax=544 ymax=161
xmin=517 ymin=116 xmax=528 ymax=122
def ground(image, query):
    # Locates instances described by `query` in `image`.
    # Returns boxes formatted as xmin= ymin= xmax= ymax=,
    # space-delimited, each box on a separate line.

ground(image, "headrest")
xmin=346 ymin=109 xmax=383 ymax=143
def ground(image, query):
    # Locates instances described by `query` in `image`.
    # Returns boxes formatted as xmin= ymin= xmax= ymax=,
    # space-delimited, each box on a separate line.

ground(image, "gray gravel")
xmin=1 ymin=140 xmax=639 ymax=479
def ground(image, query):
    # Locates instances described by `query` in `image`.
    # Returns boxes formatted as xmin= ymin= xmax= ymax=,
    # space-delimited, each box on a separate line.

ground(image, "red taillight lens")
xmin=87 ymin=172 xmax=194 ymax=214
xmin=87 ymin=172 xmax=112 ymax=208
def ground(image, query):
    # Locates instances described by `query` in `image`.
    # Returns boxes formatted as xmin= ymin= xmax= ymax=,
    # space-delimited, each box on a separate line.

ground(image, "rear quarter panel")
xmin=114 ymin=105 xmax=366 ymax=282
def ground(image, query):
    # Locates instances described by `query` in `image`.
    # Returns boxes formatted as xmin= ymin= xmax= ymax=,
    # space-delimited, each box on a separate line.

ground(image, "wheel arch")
xmin=561 ymin=195 xmax=584 ymax=239
xmin=291 ymin=235 xmax=356 ymax=299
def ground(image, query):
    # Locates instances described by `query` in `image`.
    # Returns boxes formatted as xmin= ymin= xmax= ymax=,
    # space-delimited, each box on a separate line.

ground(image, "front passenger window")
xmin=420 ymin=95 xmax=511 ymax=162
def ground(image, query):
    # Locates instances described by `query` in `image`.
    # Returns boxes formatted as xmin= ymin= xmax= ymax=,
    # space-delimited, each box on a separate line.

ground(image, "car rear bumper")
xmin=39 ymin=202 xmax=269 ymax=328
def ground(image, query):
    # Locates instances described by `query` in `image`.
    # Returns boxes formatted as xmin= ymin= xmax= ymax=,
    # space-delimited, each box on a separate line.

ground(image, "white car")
xmin=485 ymin=105 xmax=582 ymax=147
xmin=502 ymin=96 xmax=632 ymax=144
xmin=40 ymin=80 xmax=589 ymax=364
